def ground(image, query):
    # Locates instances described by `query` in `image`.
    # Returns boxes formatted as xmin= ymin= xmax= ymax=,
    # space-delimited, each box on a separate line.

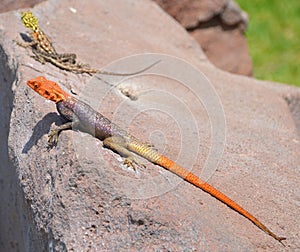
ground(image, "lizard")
xmin=26 ymin=76 xmax=286 ymax=244
xmin=17 ymin=11 xmax=159 ymax=76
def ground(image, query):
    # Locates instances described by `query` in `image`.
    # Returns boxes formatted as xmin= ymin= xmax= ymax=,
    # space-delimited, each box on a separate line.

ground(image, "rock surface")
xmin=0 ymin=0 xmax=299 ymax=251
xmin=1 ymin=0 xmax=45 ymax=13
xmin=154 ymin=0 xmax=253 ymax=76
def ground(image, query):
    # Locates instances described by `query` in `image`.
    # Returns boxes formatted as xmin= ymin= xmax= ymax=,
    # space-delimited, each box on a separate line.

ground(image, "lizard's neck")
xmin=34 ymin=28 xmax=57 ymax=55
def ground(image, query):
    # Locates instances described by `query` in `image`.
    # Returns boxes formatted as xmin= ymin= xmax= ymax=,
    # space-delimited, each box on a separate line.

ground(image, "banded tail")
xmin=128 ymin=140 xmax=285 ymax=243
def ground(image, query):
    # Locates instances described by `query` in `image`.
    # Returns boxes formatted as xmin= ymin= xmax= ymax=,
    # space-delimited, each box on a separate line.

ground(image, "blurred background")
xmin=236 ymin=0 xmax=300 ymax=87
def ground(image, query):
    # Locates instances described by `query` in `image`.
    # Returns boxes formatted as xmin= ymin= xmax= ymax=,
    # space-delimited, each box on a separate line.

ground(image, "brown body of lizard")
xmin=17 ymin=11 xmax=159 ymax=75
xmin=27 ymin=76 xmax=286 ymax=244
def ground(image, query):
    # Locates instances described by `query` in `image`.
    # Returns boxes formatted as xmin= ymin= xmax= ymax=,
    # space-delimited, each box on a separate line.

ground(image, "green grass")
xmin=235 ymin=0 xmax=300 ymax=86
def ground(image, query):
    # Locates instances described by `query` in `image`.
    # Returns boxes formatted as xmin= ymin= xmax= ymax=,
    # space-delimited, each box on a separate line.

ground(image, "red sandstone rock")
xmin=154 ymin=0 xmax=253 ymax=76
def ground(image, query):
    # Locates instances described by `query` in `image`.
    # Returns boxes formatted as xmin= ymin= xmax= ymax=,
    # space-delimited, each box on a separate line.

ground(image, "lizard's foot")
xmin=77 ymin=62 xmax=90 ymax=68
xmin=48 ymin=129 xmax=60 ymax=146
xmin=15 ymin=40 xmax=27 ymax=48
xmin=58 ymin=53 xmax=77 ymax=64
xmin=47 ymin=122 xmax=73 ymax=147
xmin=124 ymin=156 xmax=146 ymax=171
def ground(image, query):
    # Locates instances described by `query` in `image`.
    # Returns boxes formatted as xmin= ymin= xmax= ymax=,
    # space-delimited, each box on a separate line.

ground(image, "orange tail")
xmin=156 ymin=155 xmax=286 ymax=243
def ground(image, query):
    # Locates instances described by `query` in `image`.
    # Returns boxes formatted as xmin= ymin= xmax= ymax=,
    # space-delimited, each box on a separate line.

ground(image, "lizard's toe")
xmin=48 ymin=130 xmax=59 ymax=146
xmin=124 ymin=157 xmax=146 ymax=171
xmin=124 ymin=158 xmax=136 ymax=170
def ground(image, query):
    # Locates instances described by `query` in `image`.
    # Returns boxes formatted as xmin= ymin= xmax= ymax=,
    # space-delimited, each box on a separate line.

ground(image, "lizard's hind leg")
xmin=103 ymin=136 xmax=145 ymax=170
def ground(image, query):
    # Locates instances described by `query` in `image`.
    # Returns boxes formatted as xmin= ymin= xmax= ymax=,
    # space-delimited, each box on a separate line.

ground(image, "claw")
xmin=124 ymin=157 xmax=146 ymax=171
xmin=124 ymin=158 xmax=136 ymax=170
xmin=48 ymin=129 xmax=59 ymax=146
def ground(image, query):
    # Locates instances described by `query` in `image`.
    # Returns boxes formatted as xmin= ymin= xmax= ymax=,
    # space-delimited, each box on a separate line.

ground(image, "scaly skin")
xmin=27 ymin=76 xmax=286 ymax=244
xmin=21 ymin=11 xmax=56 ymax=55
xmin=18 ymin=12 xmax=159 ymax=76
xmin=19 ymin=11 xmax=77 ymax=64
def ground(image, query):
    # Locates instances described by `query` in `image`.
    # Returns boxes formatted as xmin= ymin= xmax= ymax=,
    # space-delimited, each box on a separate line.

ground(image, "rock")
xmin=154 ymin=0 xmax=253 ymax=76
xmin=1 ymin=0 xmax=45 ymax=13
xmin=0 ymin=0 xmax=299 ymax=251
xmin=154 ymin=0 xmax=228 ymax=27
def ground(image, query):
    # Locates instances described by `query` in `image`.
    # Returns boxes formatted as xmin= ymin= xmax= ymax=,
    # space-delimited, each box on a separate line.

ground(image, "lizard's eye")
xmin=33 ymin=83 xmax=39 ymax=89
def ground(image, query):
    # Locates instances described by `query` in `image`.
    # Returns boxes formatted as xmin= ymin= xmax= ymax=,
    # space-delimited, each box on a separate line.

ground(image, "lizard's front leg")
xmin=48 ymin=119 xmax=80 ymax=146
xmin=16 ymin=40 xmax=37 ymax=48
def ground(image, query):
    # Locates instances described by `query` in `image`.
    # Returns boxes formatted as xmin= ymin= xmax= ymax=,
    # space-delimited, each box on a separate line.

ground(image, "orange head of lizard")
xmin=27 ymin=76 xmax=70 ymax=103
